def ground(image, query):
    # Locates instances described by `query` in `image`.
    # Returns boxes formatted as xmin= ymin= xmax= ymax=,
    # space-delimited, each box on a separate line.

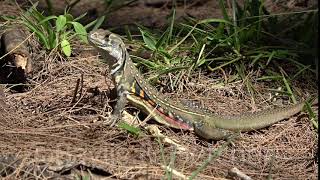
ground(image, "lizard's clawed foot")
xmin=108 ymin=115 xmax=121 ymax=127
xmin=98 ymin=114 xmax=121 ymax=127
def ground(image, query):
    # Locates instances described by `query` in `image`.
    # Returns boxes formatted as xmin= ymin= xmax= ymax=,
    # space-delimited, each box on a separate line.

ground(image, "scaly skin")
xmin=88 ymin=29 xmax=317 ymax=140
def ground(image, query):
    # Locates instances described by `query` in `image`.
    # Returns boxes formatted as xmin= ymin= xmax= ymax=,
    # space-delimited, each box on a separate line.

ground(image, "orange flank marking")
xmin=148 ymin=99 xmax=156 ymax=106
xmin=139 ymin=90 xmax=145 ymax=98
xmin=129 ymin=82 xmax=192 ymax=130
xmin=131 ymin=83 xmax=136 ymax=94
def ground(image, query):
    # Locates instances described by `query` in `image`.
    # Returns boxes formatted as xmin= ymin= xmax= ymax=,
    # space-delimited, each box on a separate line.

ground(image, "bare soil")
xmin=0 ymin=0 xmax=318 ymax=179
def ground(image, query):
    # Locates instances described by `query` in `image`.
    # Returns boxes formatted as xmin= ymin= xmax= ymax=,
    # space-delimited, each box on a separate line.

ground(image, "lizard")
xmin=88 ymin=29 xmax=318 ymax=140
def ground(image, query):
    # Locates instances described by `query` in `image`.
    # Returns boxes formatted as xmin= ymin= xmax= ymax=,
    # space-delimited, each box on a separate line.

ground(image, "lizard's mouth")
xmin=88 ymin=29 xmax=112 ymax=48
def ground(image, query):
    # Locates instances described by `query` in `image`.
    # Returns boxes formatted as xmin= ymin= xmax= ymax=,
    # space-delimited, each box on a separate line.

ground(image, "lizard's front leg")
xmin=109 ymin=86 xmax=128 ymax=126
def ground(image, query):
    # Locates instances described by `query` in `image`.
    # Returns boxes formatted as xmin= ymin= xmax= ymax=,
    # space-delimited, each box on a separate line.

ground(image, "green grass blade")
xmin=189 ymin=137 xmax=234 ymax=179
xmin=207 ymin=57 xmax=241 ymax=72
xmin=198 ymin=18 xmax=233 ymax=26
xmin=38 ymin=15 xmax=57 ymax=25
xmin=305 ymin=100 xmax=318 ymax=129
xmin=156 ymin=137 xmax=167 ymax=173
xmin=131 ymin=55 xmax=160 ymax=69
xmin=91 ymin=16 xmax=105 ymax=30
xmin=231 ymin=0 xmax=240 ymax=51
xmin=44 ymin=0 xmax=53 ymax=14
xmin=266 ymin=50 xmax=276 ymax=66
xmin=21 ymin=19 xmax=50 ymax=49
xmin=169 ymin=24 xmax=196 ymax=53
xmin=292 ymin=65 xmax=311 ymax=80
xmin=282 ymin=74 xmax=296 ymax=103
xmin=73 ymin=12 xmax=87 ymax=22
xmin=256 ymin=75 xmax=283 ymax=81
xmin=218 ymin=0 xmax=231 ymax=22
xmin=125 ymin=25 xmax=132 ymax=41
xmin=156 ymin=66 xmax=189 ymax=77
xmin=167 ymin=7 xmax=176 ymax=45
xmin=155 ymin=29 xmax=169 ymax=50
xmin=195 ymin=44 xmax=206 ymax=67
xmin=250 ymin=53 xmax=263 ymax=67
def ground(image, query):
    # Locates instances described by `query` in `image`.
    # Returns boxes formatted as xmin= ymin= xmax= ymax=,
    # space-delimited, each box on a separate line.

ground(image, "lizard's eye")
xmin=92 ymin=32 xmax=99 ymax=39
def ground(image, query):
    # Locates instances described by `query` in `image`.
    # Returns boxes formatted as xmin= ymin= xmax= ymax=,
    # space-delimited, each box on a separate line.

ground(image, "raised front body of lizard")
xmin=88 ymin=29 xmax=316 ymax=140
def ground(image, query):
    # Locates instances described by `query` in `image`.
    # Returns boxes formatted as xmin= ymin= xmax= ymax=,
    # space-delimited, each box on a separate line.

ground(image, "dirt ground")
xmin=0 ymin=0 xmax=318 ymax=179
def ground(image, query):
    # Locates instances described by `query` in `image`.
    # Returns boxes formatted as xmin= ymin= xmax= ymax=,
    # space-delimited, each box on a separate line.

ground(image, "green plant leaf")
xmin=64 ymin=13 xmax=74 ymax=22
xmin=118 ymin=122 xmax=141 ymax=137
xmin=71 ymin=22 xmax=88 ymax=43
xmin=61 ymin=39 xmax=71 ymax=57
xmin=56 ymin=15 xmax=67 ymax=32
xmin=139 ymin=27 xmax=156 ymax=51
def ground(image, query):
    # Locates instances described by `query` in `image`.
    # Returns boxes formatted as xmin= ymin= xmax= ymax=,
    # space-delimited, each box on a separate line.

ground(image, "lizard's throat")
xmin=110 ymin=49 xmax=127 ymax=75
xmin=110 ymin=61 xmax=123 ymax=75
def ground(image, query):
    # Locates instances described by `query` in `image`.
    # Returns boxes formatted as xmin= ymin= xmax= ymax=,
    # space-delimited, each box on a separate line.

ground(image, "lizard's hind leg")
xmin=193 ymin=122 xmax=234 ymax=140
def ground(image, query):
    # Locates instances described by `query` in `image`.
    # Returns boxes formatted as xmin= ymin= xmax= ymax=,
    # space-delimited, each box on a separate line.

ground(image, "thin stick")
xmin=71 ymin=78 xmax=80 ymax=103
xmin=228 ymin=167 xmax=252 ymax=180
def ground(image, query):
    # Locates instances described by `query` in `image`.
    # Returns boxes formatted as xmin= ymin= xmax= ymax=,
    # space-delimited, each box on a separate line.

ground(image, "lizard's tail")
xmin=213 ymin=98 xmax=318 ymax=131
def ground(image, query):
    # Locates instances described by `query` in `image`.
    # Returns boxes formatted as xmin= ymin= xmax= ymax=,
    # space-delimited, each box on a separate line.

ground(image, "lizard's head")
xmin=88 ymin=29 xmax=127 ymax=74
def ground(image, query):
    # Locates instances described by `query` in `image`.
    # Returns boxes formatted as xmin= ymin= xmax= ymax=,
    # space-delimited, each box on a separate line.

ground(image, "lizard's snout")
xmin=88 ymin=29 xmax=112 ymax=43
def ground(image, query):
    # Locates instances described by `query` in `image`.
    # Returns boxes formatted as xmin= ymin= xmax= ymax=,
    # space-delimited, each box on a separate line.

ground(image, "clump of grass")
xmin=133 ymin=0 xmax=317 ymax=99
xmin=16 ymin=3 xmax=88 ymax=56
xmin=2 ymin=2 xmax=106 ymax=57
